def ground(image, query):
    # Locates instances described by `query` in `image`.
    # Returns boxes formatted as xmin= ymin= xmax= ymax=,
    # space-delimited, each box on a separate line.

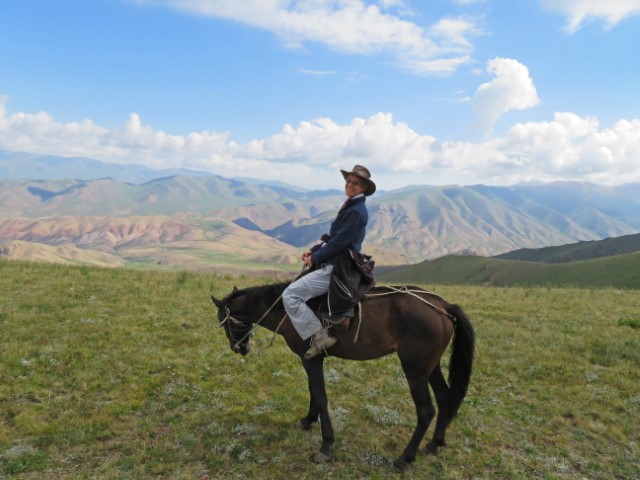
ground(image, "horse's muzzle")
xmin=232 ymin=342 xmax=250 ymax=356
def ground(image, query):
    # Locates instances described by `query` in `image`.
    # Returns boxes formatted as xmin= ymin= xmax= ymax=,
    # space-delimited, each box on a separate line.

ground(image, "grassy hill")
xmin=378 ymin=232 xmax=640 ymax=288
xmin=378 ymin=251 xmax=640 ymax=288
xmin=494 ymin=232 xmax=640 ymax=263
xmin=1 ymin=259 xmax=638 ymax=479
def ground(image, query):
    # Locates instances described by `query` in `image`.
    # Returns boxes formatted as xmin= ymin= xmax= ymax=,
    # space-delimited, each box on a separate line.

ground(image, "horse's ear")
xmin=211 ymin=295 xmax=223 ymax=308
xmin=232 ymin=286 xmax=239 ymax=293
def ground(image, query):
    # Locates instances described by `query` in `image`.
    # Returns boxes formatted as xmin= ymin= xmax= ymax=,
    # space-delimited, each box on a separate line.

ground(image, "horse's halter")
xmin=218 ymin=306 xmax=253 ymax=353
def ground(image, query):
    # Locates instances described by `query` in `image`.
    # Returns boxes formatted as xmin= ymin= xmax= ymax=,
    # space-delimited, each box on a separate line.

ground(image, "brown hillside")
xmin=0 ymin=215 xmax=302 ymax=271
xmin=0 ymin=240 xmax=126 ymax=267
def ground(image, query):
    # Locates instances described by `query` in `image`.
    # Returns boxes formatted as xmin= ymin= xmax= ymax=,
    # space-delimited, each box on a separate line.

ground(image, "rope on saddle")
xmin=323 ymin=285 xmax=456 ymax=345
xmin=363 ymin=285 xmax=456 ymax=323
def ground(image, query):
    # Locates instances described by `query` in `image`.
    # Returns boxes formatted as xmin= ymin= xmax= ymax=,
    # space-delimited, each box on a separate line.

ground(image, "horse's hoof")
xmin=425 ymin=439 xmax=444 ymax=455
xmin=392 ymin=457 xmax=409 ymax=472
xmin=297 ymin=419 xmax=311 ymax=431
xmin=312 ymin=450 xmax=333 ymax=463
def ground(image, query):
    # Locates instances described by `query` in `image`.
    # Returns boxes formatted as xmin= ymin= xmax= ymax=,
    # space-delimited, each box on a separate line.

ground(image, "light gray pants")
xmin=283 ymin=264 xmax=333 ymax=340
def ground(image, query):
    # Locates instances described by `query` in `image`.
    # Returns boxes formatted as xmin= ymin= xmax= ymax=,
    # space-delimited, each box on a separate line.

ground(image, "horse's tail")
xmin=445 ymin=304 xmax=475 ymax=424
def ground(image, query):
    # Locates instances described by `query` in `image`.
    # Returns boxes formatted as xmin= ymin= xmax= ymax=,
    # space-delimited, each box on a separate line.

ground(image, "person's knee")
xmin=282 ymin=287 xmax=300 ymax=311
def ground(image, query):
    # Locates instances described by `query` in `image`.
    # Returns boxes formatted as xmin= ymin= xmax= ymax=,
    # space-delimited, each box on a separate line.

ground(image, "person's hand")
xmin=301 ymin=250 xmax=313 ymax=266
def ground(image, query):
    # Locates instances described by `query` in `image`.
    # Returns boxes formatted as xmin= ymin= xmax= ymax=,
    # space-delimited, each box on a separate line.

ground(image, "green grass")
xmin=1 ymin=259 xmax=639 ymax=479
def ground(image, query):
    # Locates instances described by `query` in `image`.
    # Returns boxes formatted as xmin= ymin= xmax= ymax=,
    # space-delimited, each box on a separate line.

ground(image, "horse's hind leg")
xmin=394 ymin=363 xmax=436 ymax=471
xmin=426 ymin=364 xmax=450 ymax=454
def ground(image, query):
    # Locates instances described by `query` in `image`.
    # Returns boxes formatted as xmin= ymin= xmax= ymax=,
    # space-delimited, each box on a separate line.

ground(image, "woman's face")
xmin=345 ymin=174 xmax=367 ymax=198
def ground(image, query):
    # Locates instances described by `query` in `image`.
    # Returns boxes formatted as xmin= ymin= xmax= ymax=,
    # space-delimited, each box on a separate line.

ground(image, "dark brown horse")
xmin=211 ymin=283 xmax=475 ymax=471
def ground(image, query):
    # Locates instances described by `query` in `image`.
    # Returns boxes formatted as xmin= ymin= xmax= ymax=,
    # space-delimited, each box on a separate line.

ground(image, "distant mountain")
xmin=0 ymin=176 xmax=342 ymax=217
xmin=2 ymin=150 xmax=640 ymax=270
xmin=470 ymin=183 xmax=640 ymax=238
xmin=2 ymin=175 xmax=640 ymax=265
xmin=0 ymin=149 xmax=221 ymax=184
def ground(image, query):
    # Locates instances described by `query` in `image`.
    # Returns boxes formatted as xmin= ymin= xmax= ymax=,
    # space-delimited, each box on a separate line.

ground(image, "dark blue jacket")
xmin=310 ymin=195 xmax=368 ymax=265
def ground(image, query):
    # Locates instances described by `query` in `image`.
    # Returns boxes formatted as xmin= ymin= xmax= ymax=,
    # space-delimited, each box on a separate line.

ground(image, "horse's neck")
xmin=249 ymin=285 xmax=288 ymax=333
xmin=255 ymin=304 xmax=287 ymax=334
xmin=242 ymin=284 xmax=288 ymax=332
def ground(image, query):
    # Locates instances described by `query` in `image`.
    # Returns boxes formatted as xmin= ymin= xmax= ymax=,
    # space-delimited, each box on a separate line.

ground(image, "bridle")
xmin=218 ymin=293 xmax=289 ymax=352
xmin=218 ymin=306 xmax=253 ymax=352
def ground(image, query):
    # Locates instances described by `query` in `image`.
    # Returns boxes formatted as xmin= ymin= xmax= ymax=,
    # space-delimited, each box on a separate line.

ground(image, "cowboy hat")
xmin=340 ymin=165 xmax=376 ymax=196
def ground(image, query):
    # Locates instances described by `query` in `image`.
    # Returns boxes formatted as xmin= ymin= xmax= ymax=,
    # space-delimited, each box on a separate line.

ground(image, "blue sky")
xmin=1 ymin=0 xmax=640 ymax=189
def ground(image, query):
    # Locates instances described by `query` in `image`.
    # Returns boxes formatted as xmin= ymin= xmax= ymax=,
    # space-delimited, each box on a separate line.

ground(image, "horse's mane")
xmin=229 ymin=282 xmax=289 ymax=305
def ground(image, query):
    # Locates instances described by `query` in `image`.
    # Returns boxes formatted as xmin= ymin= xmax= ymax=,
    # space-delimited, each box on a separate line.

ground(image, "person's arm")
xmin=310 ymin=210 xmax=365 ymax=264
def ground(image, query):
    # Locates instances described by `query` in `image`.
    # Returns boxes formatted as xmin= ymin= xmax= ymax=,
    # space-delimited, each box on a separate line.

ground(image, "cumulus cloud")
xmin=495 ymin=113 xmax=640 ymax=182
xmin=140 ymin=0 xmax=482 ymax=75
xmin=1 ymin=95 xmax=640 ymax=187
xmin=472 ymin=58 xmax=540 ymax=136
xmin=540 ymin=0 xmax=640 ymax=32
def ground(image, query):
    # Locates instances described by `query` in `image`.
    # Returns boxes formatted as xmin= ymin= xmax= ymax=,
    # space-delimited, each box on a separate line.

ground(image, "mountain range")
xmin=1 ymin=150 xmax=640 ymax=273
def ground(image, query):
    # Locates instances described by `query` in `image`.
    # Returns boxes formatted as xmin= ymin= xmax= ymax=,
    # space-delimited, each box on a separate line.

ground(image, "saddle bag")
xmin=326 ymin=249 xmax=375 ymax=316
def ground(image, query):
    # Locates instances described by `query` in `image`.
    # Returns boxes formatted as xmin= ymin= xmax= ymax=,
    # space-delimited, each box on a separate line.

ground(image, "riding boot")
xmin=304 ymin=328 xmax=338 ymax=359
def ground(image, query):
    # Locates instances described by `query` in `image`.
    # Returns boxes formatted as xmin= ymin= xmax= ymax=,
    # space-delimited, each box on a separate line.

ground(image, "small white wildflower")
xmin=324 ymin=368 xmax=341 ymax=383
xmin=362 ymin=451 xmax=388 ymax=466
xmin=232 ymin=423 xmax=256 ymax=436
xmin=585 ymin=372 xmax=598 ymax=382
xmin=3 ymin=445 xmax=36 ymax=458
xmin=366 ymin=405 xmax=402 ymax=425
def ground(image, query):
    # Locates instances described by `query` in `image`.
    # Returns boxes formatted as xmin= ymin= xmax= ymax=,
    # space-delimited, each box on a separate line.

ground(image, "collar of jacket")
xmin=342 ymin=194 xmax=366 ymax=210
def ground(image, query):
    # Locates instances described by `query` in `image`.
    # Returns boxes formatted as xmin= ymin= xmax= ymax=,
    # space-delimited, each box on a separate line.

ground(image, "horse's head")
xmin=211 ymin=287 xmax=253 ymax=356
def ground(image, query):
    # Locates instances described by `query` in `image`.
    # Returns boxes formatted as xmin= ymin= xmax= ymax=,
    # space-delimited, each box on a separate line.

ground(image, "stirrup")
xmin=321 ymin=307 xmax=354 ymax=330
xmin=304 ymin=329 xmax=337 ymax=359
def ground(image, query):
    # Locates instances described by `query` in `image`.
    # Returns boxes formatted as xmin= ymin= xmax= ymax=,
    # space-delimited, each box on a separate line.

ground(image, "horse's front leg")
xmin=301 ymin=356 xmax=334 ymax=463
xmin=297 ymin=384 xmax=319 ymax=430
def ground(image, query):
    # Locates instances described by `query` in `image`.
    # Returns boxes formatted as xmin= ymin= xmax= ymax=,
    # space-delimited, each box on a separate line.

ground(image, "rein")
xmin=218 ymin=265 xmax=308 ymax=351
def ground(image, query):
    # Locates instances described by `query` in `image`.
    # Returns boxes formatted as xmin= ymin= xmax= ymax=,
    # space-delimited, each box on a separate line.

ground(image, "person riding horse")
xmin=282 ymin=165 xmax=376 ymax=359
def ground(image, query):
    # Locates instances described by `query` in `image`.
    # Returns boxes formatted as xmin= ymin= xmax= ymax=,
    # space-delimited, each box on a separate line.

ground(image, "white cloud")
xmin=472 ymin=58 xmax=540 ymax=136
xmin=483 ymin=112 xmax=640 ymax=183
xmin=298 ymin=68 xmax=337 ymax=76
xmin=1 ymin=95 xmax=640 ymax=187
xmin=540 ymin=0 xmax=640 ymax=32
xmin=140 ymin=0 xmax=482 ymax=75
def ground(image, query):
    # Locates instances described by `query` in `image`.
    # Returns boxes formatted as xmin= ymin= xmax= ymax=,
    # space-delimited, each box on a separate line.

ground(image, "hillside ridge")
xmin=378 ymin=233 xmax=640 ymax=288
